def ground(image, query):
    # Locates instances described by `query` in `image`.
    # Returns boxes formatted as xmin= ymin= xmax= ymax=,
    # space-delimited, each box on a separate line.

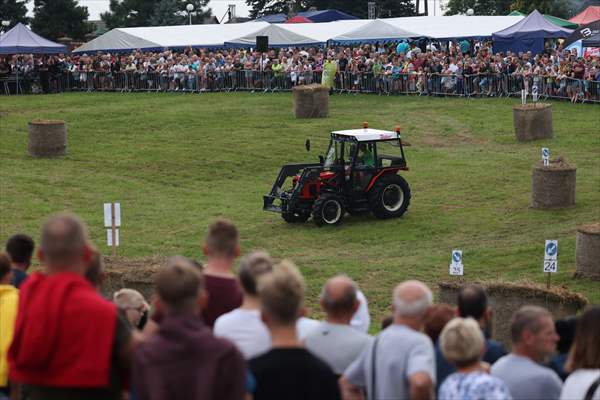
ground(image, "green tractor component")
xmin=264 ymin=123 xmax=411 ymax=227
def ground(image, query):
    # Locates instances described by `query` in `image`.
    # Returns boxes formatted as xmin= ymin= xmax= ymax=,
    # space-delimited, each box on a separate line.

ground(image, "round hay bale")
xmin=293 ymin=84 xmax=329 ymax=119
xmin=28 ymin=120 xmax=67 ymax=157
xmin=575 ymin=222 xmax=600 ymax=280
xmin=531 ymin=157 xmax=576 ymax=209
xmin=513 ymin=103 xmax=553 ymax=142
xmin=438 ymin=281 xmax=587 ymax=348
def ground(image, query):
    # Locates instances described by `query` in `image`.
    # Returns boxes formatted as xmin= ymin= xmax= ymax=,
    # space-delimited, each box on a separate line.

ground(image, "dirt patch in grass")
xmin=102 ymin=256 xmax=166 ymax=300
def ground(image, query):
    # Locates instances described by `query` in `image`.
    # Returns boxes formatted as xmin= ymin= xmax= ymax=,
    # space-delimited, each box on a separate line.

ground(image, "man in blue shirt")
xmin=5 ymin=234 xmax=34 ymax=289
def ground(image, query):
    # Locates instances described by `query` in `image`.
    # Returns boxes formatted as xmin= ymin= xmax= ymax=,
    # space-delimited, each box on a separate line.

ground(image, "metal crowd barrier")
xmin=2 ymin=69 xmax=598 ymax=103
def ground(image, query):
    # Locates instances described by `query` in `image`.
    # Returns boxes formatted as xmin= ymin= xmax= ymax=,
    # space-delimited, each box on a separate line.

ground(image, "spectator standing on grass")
xmin=5 ymin=233 xmax=35 ymax=289
xmin=438 ymin=318 xmax=512 ymax=400
xmin=304 ymin=275 xmax=373 ymax=376
xmin=341 ymin=280 xmax=436 ymax=400
xmin=8 ymin=213 xmax=131 ymax=400
xmin=133 ymin=256 xmax=246 ymax=400
xmin=457 ymin=285 xmax=507 ymax=363
xmin=560 ymin=306 xmax=600 ymax=400
xmin=249 ymin=261 xmax=341 ymax=400
xmin=214 ymin=250 xmax=273 ymax=359
xmin=491 ymin=306 xmax=562 ymax=400
xmin=0 ymin=253 xmax=19 ymax=400
xmin=202 ymin=219 xmax=243 ymax=327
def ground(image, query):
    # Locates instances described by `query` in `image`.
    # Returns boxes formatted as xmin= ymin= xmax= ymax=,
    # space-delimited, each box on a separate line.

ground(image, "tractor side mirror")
xmin=319 ymin=155 xmax=324 ymax=164
xmin=305 ymin=139 xmax=311 ymax=151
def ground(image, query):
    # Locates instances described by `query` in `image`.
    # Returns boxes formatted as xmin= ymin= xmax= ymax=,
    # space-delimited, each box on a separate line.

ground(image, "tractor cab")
xmin=264 ymin=124 xmax=411 ymax=226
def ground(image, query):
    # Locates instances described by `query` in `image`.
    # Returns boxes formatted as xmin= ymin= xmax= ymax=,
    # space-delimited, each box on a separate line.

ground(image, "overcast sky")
xmin=27 ymin=0 xmax=447 ymax=22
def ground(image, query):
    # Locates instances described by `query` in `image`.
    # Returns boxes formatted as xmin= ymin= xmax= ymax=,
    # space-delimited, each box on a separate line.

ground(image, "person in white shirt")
xmin=213 ymin=251 xmax=273 ymax=359
xmin=304 ymin=275 xmax=372 ymax=375
xmin=560 ymin=306 xmax=600 ymax=400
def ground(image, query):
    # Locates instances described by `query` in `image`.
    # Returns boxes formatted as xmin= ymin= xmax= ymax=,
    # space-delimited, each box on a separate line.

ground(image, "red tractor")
xmin=264 ymin=124 xmax=411 ymax=226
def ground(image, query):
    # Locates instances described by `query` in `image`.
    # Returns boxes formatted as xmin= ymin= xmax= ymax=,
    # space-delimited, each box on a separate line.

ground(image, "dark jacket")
xmin=132 ymin=313 xmax=245 ymax=400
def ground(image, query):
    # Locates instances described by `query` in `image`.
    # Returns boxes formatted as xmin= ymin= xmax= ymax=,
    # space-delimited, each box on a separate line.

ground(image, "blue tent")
xmin=0 ymin=23 xmax=67 ymax=54
xmin=255 ymin=9 xmax=358 ymax=23
xmin=492 ymin=10 xmax=572 ymax=55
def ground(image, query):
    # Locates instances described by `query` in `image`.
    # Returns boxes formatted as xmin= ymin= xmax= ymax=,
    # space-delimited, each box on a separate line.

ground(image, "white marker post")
xmin=542 ymin=148 xmax=550 ymax=166
xmin=521 ymin=89 xmax=527 ymax=105
xmin=449 ymin=250 xmax=464 ymax=277
xmin=543 ymin=240 xmax=558 ymax=289
xmin=103 ymin=202 xmax=121 ymax=256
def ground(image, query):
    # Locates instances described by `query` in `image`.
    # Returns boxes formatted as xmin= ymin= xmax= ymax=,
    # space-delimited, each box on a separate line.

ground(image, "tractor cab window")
xmin=351 ymin=142 xmax=375 ymax=168
xmin=324 ymin=140 xmax=347 ymax=170
xmin=377 ymin=139 xmax=405 ymax=168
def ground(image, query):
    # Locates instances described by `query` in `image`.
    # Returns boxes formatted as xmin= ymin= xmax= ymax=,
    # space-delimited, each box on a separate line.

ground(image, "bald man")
xmin=341 ymin=280 xmax=436 ymax=400
xmin=304 ymin=275 xmax=373 ymax=375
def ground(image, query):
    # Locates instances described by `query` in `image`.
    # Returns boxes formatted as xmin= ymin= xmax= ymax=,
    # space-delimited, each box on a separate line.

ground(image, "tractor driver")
xmin=357 ymin=143 xmax=374 ymax=167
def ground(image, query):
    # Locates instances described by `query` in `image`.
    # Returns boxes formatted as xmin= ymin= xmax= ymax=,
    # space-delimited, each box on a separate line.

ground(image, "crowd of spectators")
xmin=1 ymin=40 xmax=599 ymax=102
xmin=0 ymin=212 xmax=599 ymax=400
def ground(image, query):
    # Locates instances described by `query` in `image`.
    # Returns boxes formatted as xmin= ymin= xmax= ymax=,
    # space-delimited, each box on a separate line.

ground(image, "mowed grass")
xmin=1 ymin=92 xmax=599 ymax=324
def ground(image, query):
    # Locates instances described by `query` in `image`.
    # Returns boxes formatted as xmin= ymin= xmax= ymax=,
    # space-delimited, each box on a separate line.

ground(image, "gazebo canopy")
xmin=285 ymin=16 xmax=313 ymax=24
xmin=0 ymin=23 xmax=67 ymax=54
xmin=225 ymin=24 xmax=321 ymax=47
xmin=569 ymin=6 xmax=600 ymax=25
xmin=331 ymin=19 xmax=420 ymax=44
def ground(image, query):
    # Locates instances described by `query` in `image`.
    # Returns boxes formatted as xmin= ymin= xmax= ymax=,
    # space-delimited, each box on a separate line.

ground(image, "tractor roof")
xmin=331 ymin=128 xmax=400 ymax=142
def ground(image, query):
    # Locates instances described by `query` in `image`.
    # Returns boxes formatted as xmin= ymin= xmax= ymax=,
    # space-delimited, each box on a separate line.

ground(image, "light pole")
xmin=186 ymin=3 xmax=194 ymax=25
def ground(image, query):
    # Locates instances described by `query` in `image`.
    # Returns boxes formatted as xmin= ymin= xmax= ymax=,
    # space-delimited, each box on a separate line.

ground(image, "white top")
xmin=560 ymin=369 xmax=600 ymax=400
xmin=331 ymin=128 xmax=400 ymax=142
xmin=305 ymin=322 xmax=373 ymax=375
xmin=345 ymin=324 xmax=436 ymax=400
xmin=350 ymin=289 xmax=371 ymax=333
xmin=213 ymin=308 xmax=271 ymax=360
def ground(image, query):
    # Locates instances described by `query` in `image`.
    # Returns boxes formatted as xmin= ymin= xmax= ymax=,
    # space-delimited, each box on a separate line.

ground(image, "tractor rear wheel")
xmin=313 ymin=193 xmax=345 ymax=227
xmin=282 ymin=211 xmax=310 ymax=223
xmin=369 ymin=174 xmax=411 ymax=219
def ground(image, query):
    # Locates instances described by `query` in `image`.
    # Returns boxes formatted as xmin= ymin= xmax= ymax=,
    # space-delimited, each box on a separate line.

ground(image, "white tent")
xmin=273 ymin=19 xmax=371 ymax=44
xmin=73 ymin=22 xmax=269 ymax=53
xmin=331 ymin=19 xmax=421 ymax=43
xmin=225 ymin=24 xmax=324 ymax=47
xmin=74 ymin=16 xmax=525 ymax=53
xmin=385 ymin=16 xmax=524 ymax=40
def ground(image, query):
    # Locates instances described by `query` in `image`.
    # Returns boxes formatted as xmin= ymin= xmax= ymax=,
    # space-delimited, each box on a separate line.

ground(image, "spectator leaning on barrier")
xmin=341 ymin=280 xmax=436 ymax=400
xmin=201 ymin=218 xmax=243 ymax=328
xmin=560 ymin=306 xmax=600 ymax=400
xmin=438 ymin=317 xmax=512 ymax=400
xmin=304 ymin=275 xmax=373 ymax=376
xmin=8 ymin=212 xmax=131 ymax=400
xmin=132 ymin=256 xmax=246 ymax=400
xmin=5 ymin=233 xmax=35 ymax=289
xmin=249 ymin=261 xmax=341 ymax=400
xmin=0 ymin=253 xmax=19 ymax=400
xmin=491 ymin=305 xmax=562 ymax=400
xmin=214 ymin=250 xmax=273 ymax=360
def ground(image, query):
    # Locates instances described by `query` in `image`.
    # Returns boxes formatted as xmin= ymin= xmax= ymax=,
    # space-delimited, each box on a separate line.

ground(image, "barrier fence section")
xmin=1 ymin=70 xmax=599 ymax=103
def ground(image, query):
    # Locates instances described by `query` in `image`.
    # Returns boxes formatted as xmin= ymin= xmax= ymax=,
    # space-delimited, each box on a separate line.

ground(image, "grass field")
xmin=1 ymin=92 xmax=599 ymax=324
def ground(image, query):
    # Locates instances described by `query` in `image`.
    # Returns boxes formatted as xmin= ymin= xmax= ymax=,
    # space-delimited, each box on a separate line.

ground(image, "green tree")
xmin=150 ymin=0 xmax=186 ymax=26
xmin=246 ymin=0 xmax=300 ymax=19
xmin=444 ymin=0 xmax=512 ymax=15
xmin=376 ymin=0 xmax=416 ymax=17
xmin=510 ymin=0 xmax=571 ymax=18
xmin=0 ymin=0 xmax=29 ymax=29
xmin=30 ymin=0 xmax=93 ymax=41
xmin=101 ymin=0 xmax=160 ymax=29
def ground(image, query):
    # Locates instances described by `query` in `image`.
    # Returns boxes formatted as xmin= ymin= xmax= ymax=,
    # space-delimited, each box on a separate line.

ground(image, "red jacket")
xmin=9 ymin=272 xmax=117 ymax=387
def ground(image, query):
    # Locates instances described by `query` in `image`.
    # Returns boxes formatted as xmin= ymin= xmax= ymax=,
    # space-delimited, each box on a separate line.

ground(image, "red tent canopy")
xmin=285 ymin=16 xmax=313 ymax=24
xmin=569 ymin=6 xmax=600 ymax=25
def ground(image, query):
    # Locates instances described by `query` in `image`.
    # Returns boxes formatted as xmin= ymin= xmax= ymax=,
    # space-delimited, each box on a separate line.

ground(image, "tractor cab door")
xmin=350 ymin=141 xmax=377 ymax=191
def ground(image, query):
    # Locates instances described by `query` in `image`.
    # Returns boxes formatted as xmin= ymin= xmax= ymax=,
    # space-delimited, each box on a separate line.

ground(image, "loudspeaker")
xmin=256 ymin=36 xmax=268 ymax=52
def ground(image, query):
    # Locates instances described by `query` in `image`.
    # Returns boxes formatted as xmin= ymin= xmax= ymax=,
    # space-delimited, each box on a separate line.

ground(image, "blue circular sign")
xmin=452 ymin=252 xmax=461 ymax=262
xmin=546 ymin=242 xmax=557 ymax=256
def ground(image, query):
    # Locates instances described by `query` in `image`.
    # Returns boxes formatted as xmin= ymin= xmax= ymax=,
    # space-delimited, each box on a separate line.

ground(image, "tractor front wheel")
xmin=313 ymin=193 xmax=345 ymax=227
xmin=369 ymin=174 xmax=411 ymax=219
xmin=282 ymin=211 xmax=310 ymax=223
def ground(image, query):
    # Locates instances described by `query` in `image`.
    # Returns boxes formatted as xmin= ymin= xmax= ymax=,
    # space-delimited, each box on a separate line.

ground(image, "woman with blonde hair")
xmin=560 ymin=306 xmax=600 ymax=400
xmin=438 ymin=317 xmax=512 ymax=400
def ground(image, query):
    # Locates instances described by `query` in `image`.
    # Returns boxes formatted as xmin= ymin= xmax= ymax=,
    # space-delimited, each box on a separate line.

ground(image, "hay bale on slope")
xmin=293 ymin=84 xmax=329 ymax=119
